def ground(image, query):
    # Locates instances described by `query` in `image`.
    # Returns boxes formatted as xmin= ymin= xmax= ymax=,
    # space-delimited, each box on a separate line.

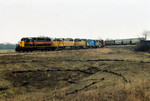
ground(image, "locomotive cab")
xmin=15 ymin=37 xmax=52 ymax=52
xmin=15 ymin=38 xmax=28 ymax=52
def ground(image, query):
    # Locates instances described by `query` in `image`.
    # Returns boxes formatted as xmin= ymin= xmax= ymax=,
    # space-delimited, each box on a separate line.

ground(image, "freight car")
xmin=104 ymin=38 xmax=145 ymax=46
xmin=131 ymin=38 xmax=144 ymax=44
xmin=105 ymin=40 xmax=115 ymax=45
xmin=16 ymin=37 xmax=104 ymax=52
xmin=115 ymin=39 xmax=131 ymax=45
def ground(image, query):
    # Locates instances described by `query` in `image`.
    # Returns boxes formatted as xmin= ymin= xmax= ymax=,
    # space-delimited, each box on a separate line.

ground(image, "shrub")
xmin=135 ymin=43 xmax=150 ymax=52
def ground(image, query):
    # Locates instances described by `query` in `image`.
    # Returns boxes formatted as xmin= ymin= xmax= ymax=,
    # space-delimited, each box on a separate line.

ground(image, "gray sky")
xmin=0 ymin=0 xmax=150 ymax=43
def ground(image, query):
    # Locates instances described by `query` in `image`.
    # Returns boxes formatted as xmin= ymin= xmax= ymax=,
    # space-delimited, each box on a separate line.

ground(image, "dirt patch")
xmin=5 ymin=68 xmax=95 ymax=91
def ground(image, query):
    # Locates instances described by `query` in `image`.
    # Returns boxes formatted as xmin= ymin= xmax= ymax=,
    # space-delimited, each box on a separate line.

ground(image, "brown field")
xmin=0 ymin=45 xmax=150 ymax=101
xmin=0 ymin=49 xmax=15 ymax=53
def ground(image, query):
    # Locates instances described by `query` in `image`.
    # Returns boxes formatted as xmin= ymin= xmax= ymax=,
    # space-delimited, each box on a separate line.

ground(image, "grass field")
xmin=0 ymin=49 xmax=15 ymax=53
xmin=0 ymin=45 xmax=150 ymax=101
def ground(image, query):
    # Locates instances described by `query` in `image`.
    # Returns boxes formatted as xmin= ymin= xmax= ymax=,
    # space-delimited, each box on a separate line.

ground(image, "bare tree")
xmin=142 ymin=30 xmax=150 ymax=40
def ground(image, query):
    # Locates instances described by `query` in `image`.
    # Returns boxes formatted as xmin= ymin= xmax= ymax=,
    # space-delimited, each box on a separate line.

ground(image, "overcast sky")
xmin=0 ymin=0 xmax=150 ymax=43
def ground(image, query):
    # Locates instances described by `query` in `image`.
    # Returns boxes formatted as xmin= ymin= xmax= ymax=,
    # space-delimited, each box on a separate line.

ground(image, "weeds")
xmin=135 ymin=44 xmax=150 ymax=52
xmin=0 ymin=46 xmax=150 ymax=101
xmin=65 ymin=82 xmax=150 ymax=101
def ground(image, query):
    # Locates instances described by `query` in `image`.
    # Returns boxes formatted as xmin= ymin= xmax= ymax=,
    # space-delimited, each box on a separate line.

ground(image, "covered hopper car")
xmin=104 ymin=38 xmax=145 ymax=46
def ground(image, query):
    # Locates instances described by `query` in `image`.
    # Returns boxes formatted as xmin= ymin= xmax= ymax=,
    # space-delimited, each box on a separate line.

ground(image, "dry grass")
xmin=0 ymin=49 xmax=15 ymax=53
xmin=1 ymin=82 xmax=149 ymax=101
xmin=0 ymin=45 xmax=150 ymax=101
xmin=65 ymin=82 xmax=150 ymax=101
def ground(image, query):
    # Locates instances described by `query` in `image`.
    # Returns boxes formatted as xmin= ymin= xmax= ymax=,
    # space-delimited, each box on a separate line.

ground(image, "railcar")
xmin=87 ymin=39 xmax=96 ymax=48
xmin=100 ymin=40 xmax=104 ymax=47
xmin=52 ymin=38 xmax=64 ymax=49
xmin=105 ymin=38 xmax=145 ymax=46
xmin=122 ymin=39 xmax=132 ymax=45
xmin=51 ymin=38 xmax=74 ymax=49
xmin=63 ymin=38 xmax=74 ymax=48
xmin=115 ymin=40 xmax=123 ymax=45
xmin=15 ymin=37 xmax=52 ymax=52
xmin=96 ymin=40 xmax=104 ymax=47
xmin=131 ymin=38 xmax=144 ymax=44
xmin=105 ymin=40 xmax=115 ymax=45
xmin=95 ymin=40 xmax=99 ymax=47
xmin=74 ymin=39 xmax=87 ymax=49
xmin=95 ymin=40 xmax=102 ymax=47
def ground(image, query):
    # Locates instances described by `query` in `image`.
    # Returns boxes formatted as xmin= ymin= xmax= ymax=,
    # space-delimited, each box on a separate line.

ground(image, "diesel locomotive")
xmin=15 ymin=37 xmax=104 ymax=52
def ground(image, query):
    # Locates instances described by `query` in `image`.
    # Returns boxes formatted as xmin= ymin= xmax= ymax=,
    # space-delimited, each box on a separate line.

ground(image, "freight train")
xmin=15 ymin=37 xmax=104 ymax=52
xmin=105 ymin=38 xmax=145 ymax=45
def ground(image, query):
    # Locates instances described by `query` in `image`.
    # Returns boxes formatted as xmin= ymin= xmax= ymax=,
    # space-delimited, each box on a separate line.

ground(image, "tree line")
xmin=0 ymin=43 xmax=16 ymax=50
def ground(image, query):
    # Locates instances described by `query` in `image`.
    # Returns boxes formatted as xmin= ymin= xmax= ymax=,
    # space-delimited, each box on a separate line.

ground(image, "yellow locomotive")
xmin=74 ymin=39 xmax=87 ymax=49
xmin=52 ymin=38 xmax=74 ymax=49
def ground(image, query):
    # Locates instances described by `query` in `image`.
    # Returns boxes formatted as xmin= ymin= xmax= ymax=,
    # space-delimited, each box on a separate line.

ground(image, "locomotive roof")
xmin=75 ymin=38 xmax=87 ymax=41
xmin=63 ymin=38 xmax=73 ymax=41
xmin=53 ymin=38 xmax=63 ymax=41
xmin=21 ymin=37 xmax=51 ymax=39
xmin=21 ymin=37 xmax=52 ymax=41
